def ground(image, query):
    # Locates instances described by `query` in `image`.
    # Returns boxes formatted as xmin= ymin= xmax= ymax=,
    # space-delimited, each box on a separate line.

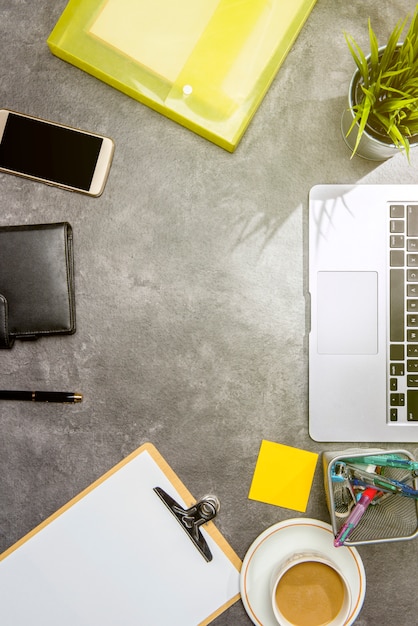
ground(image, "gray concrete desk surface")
xmin=1 ymin=1 xmax=418 ymax=624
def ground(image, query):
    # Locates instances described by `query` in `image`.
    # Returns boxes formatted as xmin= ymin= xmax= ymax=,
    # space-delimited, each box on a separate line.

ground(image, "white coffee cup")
xmin=270 ymin=551 xmax=352 ymax=626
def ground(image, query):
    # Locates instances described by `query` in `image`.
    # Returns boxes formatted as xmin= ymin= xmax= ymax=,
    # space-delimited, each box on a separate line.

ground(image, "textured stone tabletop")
xmin=1 ymin=1 xmax=417 ymax=624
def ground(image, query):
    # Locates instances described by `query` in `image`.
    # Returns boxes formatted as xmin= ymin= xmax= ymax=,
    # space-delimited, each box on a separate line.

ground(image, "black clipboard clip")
xmin=153 ymin=486 xmax=220 ymax=562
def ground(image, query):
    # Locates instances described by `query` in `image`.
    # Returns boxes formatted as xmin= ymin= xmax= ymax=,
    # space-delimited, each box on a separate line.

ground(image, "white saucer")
xmin=240 ymin=518 xmax=366 ymax=626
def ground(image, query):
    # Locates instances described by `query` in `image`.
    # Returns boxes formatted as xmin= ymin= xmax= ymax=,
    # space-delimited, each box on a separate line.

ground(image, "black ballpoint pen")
xmin=0 ymin=390 xmax=83 ymax=403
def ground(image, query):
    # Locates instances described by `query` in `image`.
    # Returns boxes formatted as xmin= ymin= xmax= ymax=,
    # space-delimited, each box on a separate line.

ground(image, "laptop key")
xmin=390 ymin=205 xmax=405 ymax=218
xmin=407 ymin=300 xmax=418 ymax=311
xmin=390 ymin=363 xmax=404 ymax=376
xmin=407 ymin=375 xmax=418 ymax=386
xmin=390 ymin=250 xmax=404 ymax=266
xmin=407 ymin=390 xmax=418 ymax=420
xmin=408 ymin=269 xmax=418 ymax=281
xmin=390 ymin=235 xmax=404 ymax=248
xmin=390 ymin=269 xmax=404 ymax=341
xmin=390 ymin=344 xmax=404 ymax=359
xmin=407 ymin=205 xmax=418 ymax=236
xmin=390 ymin=220 xmax=404 ymax=233
xmin=390 ymin=393 xmax=405 ymax=406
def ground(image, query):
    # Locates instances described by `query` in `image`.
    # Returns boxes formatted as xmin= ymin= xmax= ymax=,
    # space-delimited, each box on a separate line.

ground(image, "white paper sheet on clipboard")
xmin=0 ymin=443 xmax=241 ymax=625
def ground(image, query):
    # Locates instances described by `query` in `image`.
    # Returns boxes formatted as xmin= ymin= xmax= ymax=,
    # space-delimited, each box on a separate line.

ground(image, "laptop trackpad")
xmin=317 ymin=271 xmax=378 ymax=355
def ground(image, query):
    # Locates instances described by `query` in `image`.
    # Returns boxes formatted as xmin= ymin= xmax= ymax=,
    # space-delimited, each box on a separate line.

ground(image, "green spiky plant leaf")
xmin=345 ymin=6 xmax=418 ymax=159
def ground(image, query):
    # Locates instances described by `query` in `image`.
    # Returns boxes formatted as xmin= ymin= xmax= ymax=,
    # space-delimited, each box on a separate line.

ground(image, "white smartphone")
xmin=0 ymin=109 xmax=114 ymax=196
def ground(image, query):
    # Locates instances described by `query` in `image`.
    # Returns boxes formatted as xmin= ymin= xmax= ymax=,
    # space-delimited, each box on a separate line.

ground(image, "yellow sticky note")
xmin=248 ymin=441 xmax=318 ymax=512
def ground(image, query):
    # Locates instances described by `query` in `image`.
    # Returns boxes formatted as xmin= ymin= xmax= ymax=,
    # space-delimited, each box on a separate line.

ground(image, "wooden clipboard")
xmin=0 ymin=442 xmax=241 ymax=625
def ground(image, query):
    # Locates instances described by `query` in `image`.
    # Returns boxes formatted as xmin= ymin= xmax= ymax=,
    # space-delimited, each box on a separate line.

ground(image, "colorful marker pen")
xmin=346 ymin=465 xmax=399 ymax=493
xmin=343 ymin=454 xmax=418 ymax=472
xmin=334 ymin=487 xmax=378 ymax=547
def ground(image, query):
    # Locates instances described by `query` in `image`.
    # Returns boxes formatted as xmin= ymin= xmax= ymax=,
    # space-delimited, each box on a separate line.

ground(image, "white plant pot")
xmin=341 ymin=47 xmax=418 ymax=161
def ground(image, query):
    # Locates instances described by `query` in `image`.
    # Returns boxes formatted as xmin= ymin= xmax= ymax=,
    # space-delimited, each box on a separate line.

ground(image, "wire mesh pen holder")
xmin=323 ymin=449 xmax=418 ymax=546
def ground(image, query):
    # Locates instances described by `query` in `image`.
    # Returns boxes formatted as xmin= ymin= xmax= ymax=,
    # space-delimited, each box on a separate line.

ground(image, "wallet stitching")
xmin=0 ymin=294 xmax=8 ymax=337
xmin=65 ymin=223 xmax=76 ymax=331
xmin=0 ymin=294 xmax=12 ymax=348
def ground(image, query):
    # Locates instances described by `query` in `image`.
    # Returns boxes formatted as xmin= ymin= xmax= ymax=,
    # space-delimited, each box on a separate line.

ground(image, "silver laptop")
xmin=309 ymin=184 xmax=418 ymax=442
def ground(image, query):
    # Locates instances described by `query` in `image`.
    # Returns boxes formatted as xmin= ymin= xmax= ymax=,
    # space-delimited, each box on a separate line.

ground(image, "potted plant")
xmin=341 ymin=6 xmax=418 ymax=161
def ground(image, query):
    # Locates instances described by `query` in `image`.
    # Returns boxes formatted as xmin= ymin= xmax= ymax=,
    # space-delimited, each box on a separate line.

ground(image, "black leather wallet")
xmin=0 ymin=222 xmax=76 ymax=349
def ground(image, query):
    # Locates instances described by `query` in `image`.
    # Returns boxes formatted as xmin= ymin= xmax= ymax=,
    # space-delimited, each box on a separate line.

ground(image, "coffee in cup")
xmin=271 ymin=552 xmax=351 ymax=626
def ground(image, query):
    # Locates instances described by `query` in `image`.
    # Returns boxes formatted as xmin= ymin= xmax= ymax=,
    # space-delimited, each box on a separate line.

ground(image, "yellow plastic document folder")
xmin=0 ymin=443 xmax=241 ymax=626
xmin=47 ymin=0 xmax=318 ymax=151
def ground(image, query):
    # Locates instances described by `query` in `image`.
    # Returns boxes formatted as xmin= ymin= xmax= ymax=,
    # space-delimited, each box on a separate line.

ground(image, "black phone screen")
xmin=0 ymin=113 xmax=103 ymax=190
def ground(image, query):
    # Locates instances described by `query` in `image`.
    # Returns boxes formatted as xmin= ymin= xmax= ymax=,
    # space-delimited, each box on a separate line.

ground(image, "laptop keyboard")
xmin=390 ymin=203 xmax=418 ymax=422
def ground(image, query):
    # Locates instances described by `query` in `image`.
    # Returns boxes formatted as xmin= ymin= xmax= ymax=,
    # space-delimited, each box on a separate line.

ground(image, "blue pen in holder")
xmin=323 ymin=448 xmax=418 ymax=546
